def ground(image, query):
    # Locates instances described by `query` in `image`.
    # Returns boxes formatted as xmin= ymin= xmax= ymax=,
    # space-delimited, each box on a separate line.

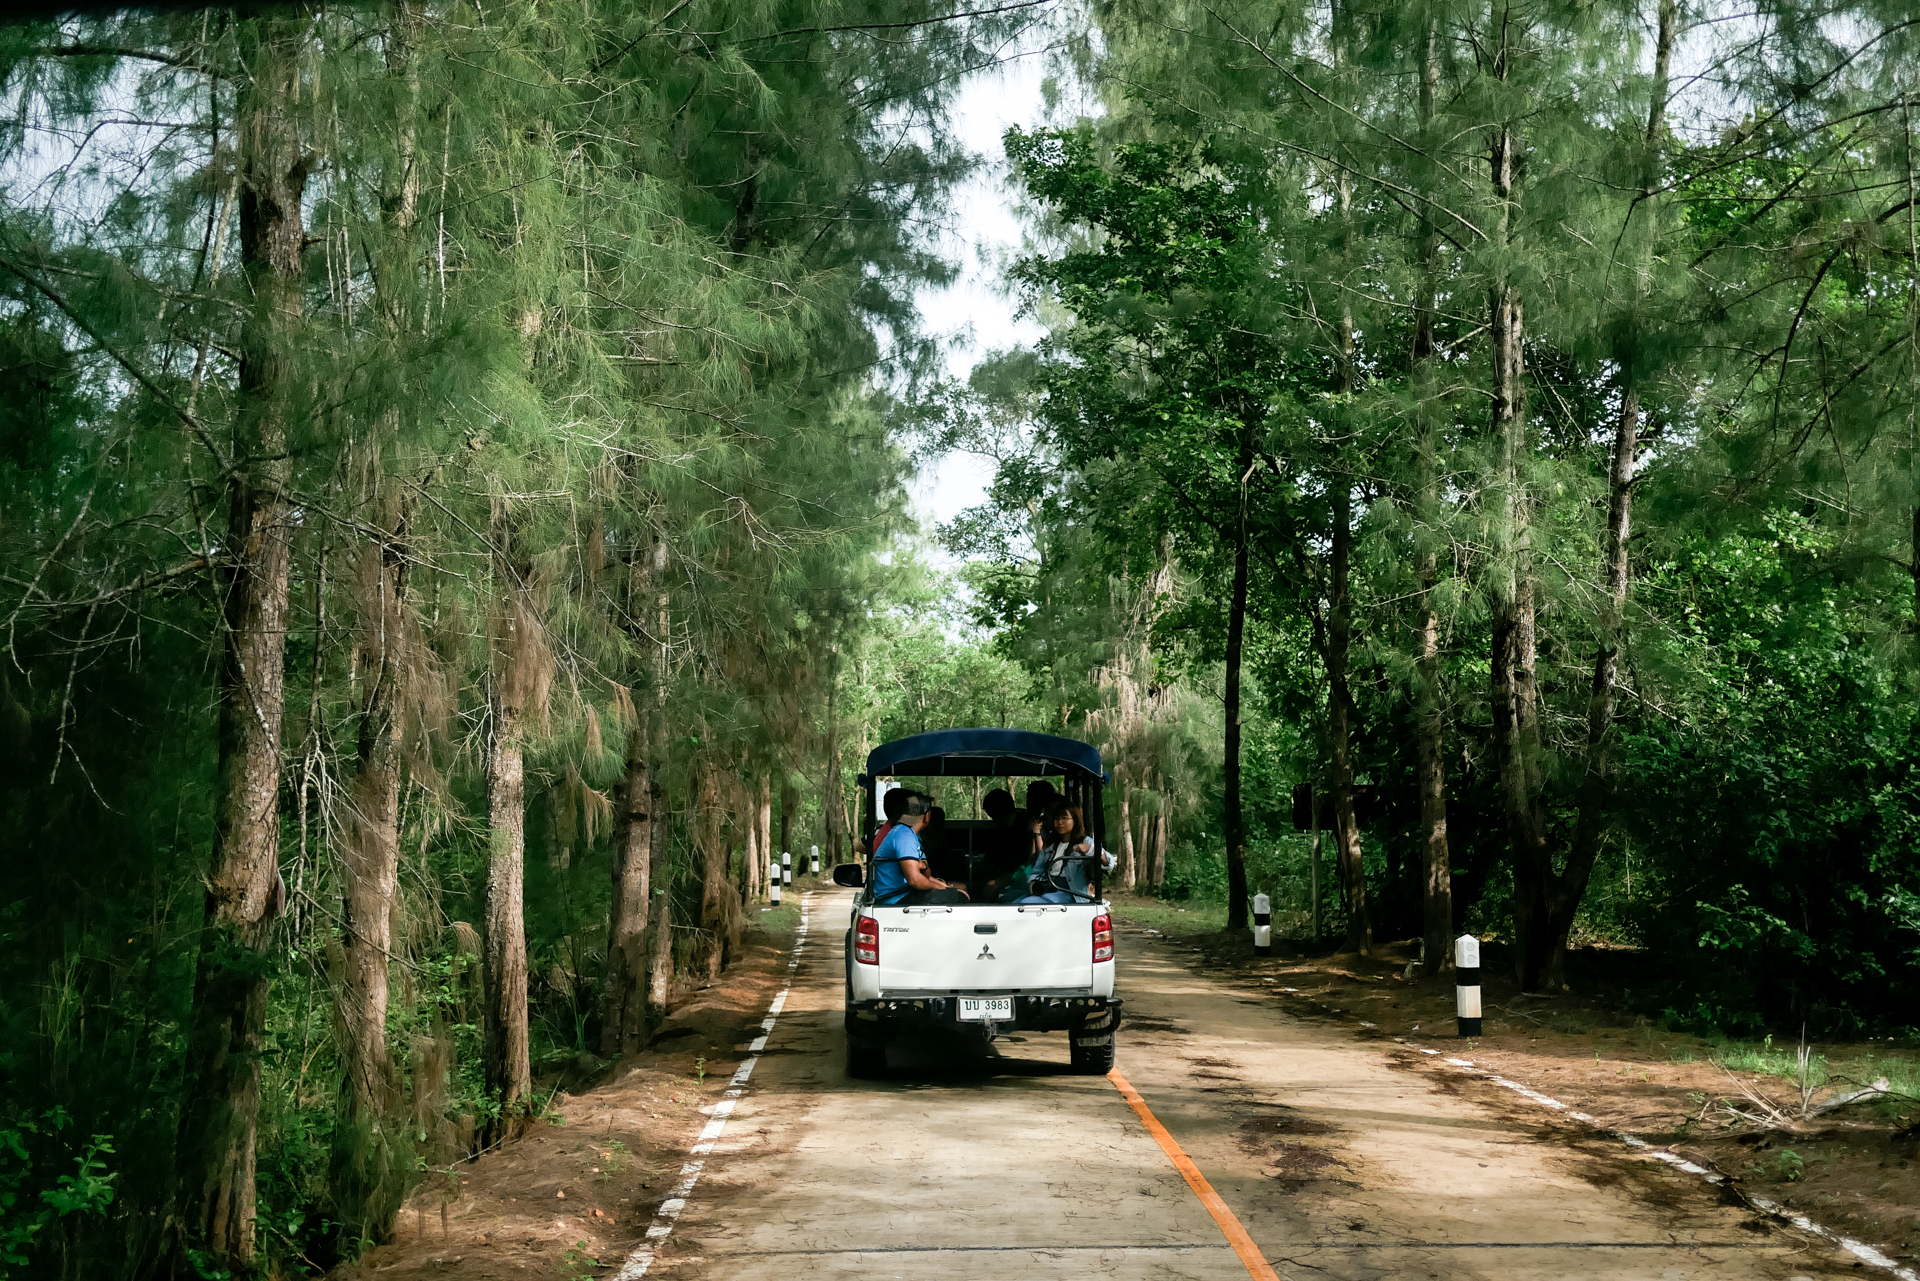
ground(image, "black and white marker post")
xmin=809 ymin=848 xmax=820 ymax=875
xmin=781 ymin=851 xmax=792 ymax=889
xmin=770 ymin=863 xmax=782 ymax=907
xmin=1455 ymin=934 xmax=1482 ymax=1037
xmin=1252 ymin=893 xmax=1272 ymax=957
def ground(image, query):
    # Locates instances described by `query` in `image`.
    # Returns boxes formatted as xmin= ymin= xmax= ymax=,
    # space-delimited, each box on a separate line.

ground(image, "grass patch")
xmin=1712 ymin=1037 xmax=1831 ymax=1090
xmin=1107 ymin=894 xmax=1228 ymax=938
xmin=751 ymin=902 xmax=802 ymax=941
xmin=1707 ymin=1035 xmax=1920 ymax=1121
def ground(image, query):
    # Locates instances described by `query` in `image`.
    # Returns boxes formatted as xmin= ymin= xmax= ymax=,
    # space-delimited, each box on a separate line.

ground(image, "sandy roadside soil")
xmin=1115 ymin=901 xmax=1920 ymax=1271
xmin=328 ymin=895 xmax=813 ymax=1280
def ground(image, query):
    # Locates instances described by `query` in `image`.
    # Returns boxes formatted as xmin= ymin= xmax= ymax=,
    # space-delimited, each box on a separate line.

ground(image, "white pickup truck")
xmin=836 ymin=729 xmax=1124 ymax=1078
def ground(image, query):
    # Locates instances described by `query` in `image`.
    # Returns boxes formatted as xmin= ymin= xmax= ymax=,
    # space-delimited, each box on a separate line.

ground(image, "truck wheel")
xmin=1069 ymin=1032 xmax=1116 ymax=1075
xmin=846 ymin=1034 xmax=889 ymax=1080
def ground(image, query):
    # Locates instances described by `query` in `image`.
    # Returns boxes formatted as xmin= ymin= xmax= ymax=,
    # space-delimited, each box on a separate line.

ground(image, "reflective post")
xmin=1253 ymin=893 xmax=1272 ymax=956
xmin=1455 ymin=935 xmax=1482 ymax=1037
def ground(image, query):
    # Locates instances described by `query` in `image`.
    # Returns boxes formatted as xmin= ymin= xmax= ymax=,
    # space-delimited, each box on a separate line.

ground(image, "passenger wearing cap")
xmin=871 ymin=792 xmax=968 ymax=906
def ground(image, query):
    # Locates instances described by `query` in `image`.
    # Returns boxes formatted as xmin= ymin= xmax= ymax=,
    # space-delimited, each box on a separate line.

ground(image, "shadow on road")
xmin=874 ymin=1026 xmax=1084 ymax=1083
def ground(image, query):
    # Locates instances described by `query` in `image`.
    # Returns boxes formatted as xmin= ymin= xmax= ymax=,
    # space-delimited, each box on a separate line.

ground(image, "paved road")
xmin=644 ymin=890 xmax=1851 ymax=1280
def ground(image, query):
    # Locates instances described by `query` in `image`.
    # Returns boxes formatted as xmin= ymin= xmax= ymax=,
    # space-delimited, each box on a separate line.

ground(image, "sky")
xmin=905 ymin=48 xmax=1053 ymax=535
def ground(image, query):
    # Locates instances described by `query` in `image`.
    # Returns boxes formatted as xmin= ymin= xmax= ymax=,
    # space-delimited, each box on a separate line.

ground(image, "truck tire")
xmin=1069 ymin=1032 xmax=1116 ymax=1075
xmin=846 ymin=1034 xmax=888 ymax=1079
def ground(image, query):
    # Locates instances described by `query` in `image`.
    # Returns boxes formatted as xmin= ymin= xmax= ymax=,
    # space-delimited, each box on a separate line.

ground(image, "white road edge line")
xmin=1394 ymin=1037 xmax=1920 ymax=1281
xmin=614 ymin=891 xmax=815 ymax=1280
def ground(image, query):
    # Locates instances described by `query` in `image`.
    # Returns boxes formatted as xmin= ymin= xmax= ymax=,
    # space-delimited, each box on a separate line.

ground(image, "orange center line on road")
xmin=1108 ymin=1068 xmax=1282 ymax=1281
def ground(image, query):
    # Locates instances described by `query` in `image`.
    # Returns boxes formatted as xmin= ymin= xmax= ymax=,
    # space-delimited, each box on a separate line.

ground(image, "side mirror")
xmin=831 ymin=863 xmax=866 ymax=888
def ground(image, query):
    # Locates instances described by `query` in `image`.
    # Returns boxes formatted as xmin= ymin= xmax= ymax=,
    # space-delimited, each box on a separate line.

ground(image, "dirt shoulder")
xmin=1104 ymin=895 xmax=1920 ymax=1271
xmin=329 ymin=895 xmax=813 ymax=1281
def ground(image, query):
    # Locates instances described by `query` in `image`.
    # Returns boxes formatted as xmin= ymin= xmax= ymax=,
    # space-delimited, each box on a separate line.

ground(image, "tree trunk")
xmin=482 ymin=510 xmax=535 ymax=1137
xmin=1541 ymin=0 xmax=1674 ymax=989
xmin=340 ymin=523 xmax=408 ymax=1121
xmin=337 ymin=0 xmax=425 ymax=1123
xmin=482 ymin=689 xmax=529 ymax=1134
xmin=1116 ymin=785 xmax=1136 ymax=890
xmin=823 ymin=654 xmax=844 ymax=863
xmin=1328 ymin=481 xmax=1371 ymax=954
xmin=645 ymin=777 xmax=673 ymax=1022
xmin=173 ymin=17 xmax=306 ymax=1268
xmin=1553 ymin=388 xmax=1637 ymax=983
xmin=1149 ymin=805 xmax=1168 ymax=889
xmin=693 ymin=765 xmax=742 ymax=979
xmin=1413 ymin=16 xmax=1452 ymax=977
xmin=600 ymin=724 xmax=651 ymax=1058
xmin=644 ymin=534 xmax=673 ymax=1023
xmin=780 ymin=782 xmax=796 ymax=864
xmin=1482 ymin=81 xmax=1554 ymax=983
xmin=740 ymin=769 xmax=761 ymax=903
xmin=1223 ymin=458 xmax=1252 ymax=931
xmin=755 ymin=774 xmax=773 ymax=891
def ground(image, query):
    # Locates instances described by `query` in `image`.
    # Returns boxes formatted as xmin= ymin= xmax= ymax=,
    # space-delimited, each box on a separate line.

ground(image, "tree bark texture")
xmin=1414 ymin=16 xmax=1453 ymax=976
xmin=823 ymin=656 xmax=844 ymax=862
xmin=1147 ymin=804 xmax=1168 ymax=889
xmin=173 ymin=18 xmax=305 ymax=1268
xmin=645 ymin=778 xmax=673 ymax=1022
xmin=482 ymin=695 xmax=529 ymax=1133
xmin=1328 ymin=481 xmax=1371 ymax=954
xmin=1223 ymin=448 xmax=1253 ymax=932
xmin=1116 ymin=786 xmax=1136 ymax=890
xmin=339 ymin=520 xmax=408 ymax=1120
xmin=1533 ymin=0 xmax=1674 ymax=989
xmin=482 ymin=509 xmax=537 ymax=1135
xmin=693 ymin=765 xmax=742 ymax=980
xmin=1484 ymin=103 xmax=1552 ymax=987
xmin=644 ymin=535 xmax=673 ymax=1023
xmin=739 ymin=770 xmax=761 ymax=903
xmin=754 ymin=774 xmax=773 ymax=894
xmin=600 ymin=724 xmax=651 ymax=1058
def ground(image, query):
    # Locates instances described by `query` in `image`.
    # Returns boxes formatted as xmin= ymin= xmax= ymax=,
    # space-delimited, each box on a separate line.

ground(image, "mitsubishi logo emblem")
xmin=976 ymin=945 xmax=995 ymax=960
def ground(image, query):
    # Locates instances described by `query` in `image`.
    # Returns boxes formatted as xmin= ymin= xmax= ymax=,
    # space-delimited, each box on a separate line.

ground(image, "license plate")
xmin=957 ymin=998 xmax=1013 ymax=1022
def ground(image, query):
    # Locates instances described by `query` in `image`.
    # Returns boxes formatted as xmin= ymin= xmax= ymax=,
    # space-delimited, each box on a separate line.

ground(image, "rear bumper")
xmin=848 ymin=995 xmax=1122 ymax=1037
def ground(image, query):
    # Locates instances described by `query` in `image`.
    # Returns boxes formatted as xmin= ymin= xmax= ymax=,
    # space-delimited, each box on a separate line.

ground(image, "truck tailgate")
xmin=877 ymin=904 xmax=1093 ymax=992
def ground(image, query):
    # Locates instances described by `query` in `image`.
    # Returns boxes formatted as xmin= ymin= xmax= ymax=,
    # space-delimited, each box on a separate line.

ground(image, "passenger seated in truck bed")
xmin=922 ymin=806 xmax=971 ymax=883
xmin=871 ymin=785 xmax=910 ymax=853
xmin=969 ymin=789 xmax=1031 ymax=895
xmin=872 ymin=792 xmax=968 ymax=905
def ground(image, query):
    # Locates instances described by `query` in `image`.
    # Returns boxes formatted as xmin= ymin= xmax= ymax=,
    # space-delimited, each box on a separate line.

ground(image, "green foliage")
xmin=0 ymin=0 xmax=1051 ymax=1274
xmin=1612 ymin=517 xmax=1920 ymax=1032
xmin=0 ymin=1111 xmax=116 ymax=1276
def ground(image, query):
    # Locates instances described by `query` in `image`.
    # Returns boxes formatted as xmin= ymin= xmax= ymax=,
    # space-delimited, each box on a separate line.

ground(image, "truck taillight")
xmin=855 ymin=916 xmax=879 ymax=966
xmin=1092 ymin=913 xmax=1113 ymax=963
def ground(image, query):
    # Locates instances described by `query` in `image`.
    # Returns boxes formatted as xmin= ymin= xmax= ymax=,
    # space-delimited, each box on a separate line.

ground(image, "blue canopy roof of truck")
xmin=861 ymin=729 xmax=1106 ymax=781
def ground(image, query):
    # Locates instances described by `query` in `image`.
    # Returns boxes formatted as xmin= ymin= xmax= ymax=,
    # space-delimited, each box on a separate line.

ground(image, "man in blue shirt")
xmin=871 ymin=792 xmax=968 ymax=905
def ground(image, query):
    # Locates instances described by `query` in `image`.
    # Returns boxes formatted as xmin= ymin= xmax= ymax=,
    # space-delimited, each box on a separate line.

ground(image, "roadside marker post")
xmin=1455 ymin=934 xmax=1482 ymax=1037
xmin=1252 ymin=893 xmax=1271 ymax=957
xmin=782 ymin=851 xmax=792 ymax=888
xmin=770 ymin=869 xmax=782 ymax=907
xmin=809 ymin=849 xmax=820 ymax=875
